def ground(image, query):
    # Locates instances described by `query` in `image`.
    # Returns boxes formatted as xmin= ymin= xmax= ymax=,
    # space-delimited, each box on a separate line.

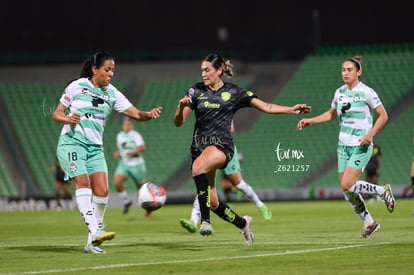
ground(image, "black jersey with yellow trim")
xmin=186 ymin=82 xmax=257 ymax=151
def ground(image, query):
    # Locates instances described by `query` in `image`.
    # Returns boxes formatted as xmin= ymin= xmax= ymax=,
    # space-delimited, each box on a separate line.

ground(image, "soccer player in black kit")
xmin=174 ymin=53 xmax=311 ymax=245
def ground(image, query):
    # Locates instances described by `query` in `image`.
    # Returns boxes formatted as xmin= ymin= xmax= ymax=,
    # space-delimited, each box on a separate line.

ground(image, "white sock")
xmin=87 ymin=233 xmax=93 ymax=246
xmin=92 ymin=195 xmax=108 ymax=228
xmin=118 ymin=190 xmax=131 ymax=204
xmin=235 ymin=179 xmax=264 ymax=208
xmin=86 ymin=195 xmax=109 ymax=247
xmin=75 ymin=188 xmax=99 ymax=235
xmin=190 ymin=195 xmax=200 ymax=225
xmin=344 ymin=192 xmax=375 ymax=227
xmin=349 ymin=180 xmax=385 ymax=196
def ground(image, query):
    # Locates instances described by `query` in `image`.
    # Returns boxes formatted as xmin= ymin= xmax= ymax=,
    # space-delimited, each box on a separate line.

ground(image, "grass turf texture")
xmin=1 ymin=199 xmax=413 ymax=274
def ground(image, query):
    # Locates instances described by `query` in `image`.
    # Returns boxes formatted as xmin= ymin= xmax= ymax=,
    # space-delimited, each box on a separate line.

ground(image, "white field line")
xmin=4 ymin=242 xmax=392 ymax=275
xmin=0 ymin=240 xmax=386 ymax=248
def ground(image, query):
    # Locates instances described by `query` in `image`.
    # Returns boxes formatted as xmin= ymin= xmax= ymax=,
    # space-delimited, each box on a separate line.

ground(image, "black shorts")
xmin=191 ymin=143 xmax=234 ymax=169
xmin=365 ymin=160 xmax=379 ymax=177
xmin=365 ymin=167 xmax=379 ymax=177
xmin=55 ymin=171 xmax=69 ymax=183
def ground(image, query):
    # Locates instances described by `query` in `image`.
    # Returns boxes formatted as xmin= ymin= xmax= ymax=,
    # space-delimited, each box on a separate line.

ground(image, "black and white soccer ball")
xmin=138 ymin=182 xmax=167 ymax=211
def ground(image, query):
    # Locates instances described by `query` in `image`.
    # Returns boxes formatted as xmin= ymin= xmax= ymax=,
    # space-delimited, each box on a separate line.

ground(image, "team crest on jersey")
xmin=353 ymin=93 xmax=361 ymax=102
xmin=221 ymin=92 xmax=231 ymax=101
xmin=102 ymin=91 xmax=110 ymax=101
xmin=70 ymin=162 xmax=77 ymax=173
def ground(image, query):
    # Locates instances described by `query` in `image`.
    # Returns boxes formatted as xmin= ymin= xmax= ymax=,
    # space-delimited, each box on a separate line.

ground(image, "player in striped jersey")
xmin=297 ymin=56 xmax=395 ymax=238
xmin=114 ymin=117 xmax=151 ymax=216
xmin=53 ymin=51 xmax=162 ymax=253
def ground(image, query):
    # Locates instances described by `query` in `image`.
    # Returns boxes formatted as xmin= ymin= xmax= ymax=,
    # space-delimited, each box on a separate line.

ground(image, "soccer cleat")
xmin=180 ymin=218 xmax=196 ymax=233
xmin=199 ymin=221 xmax=213 ymax=236
xmin=361 ymin=221 xmax=380 ymax=238
xmin=381 ymin=184 xmax=395 ymax=213
xmin=241 ymin=216 xmax=254 ymax=245
xmin=259 ymin=204 xmax=272 ymax=221
xmin=123 ymin=201 xmax=132 ymax=214
xmin=92 ymin=230 xmax=116 ymax=246
xmin=84 ymin=244 xmax=106 ymax=254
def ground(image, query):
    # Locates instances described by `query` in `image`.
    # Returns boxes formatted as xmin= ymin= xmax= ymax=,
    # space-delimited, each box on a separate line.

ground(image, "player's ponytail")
xmin=204 ymin=53 xmax=234 ymax=78
xmin=79 ymin=51 xmax=114 ymax=78
xmin=79 ymin=58 xmax=94 ymax=78
xmin=223 ymin=59 xmax=234 ymax=78
xmin=63 ymin=52 xmax=114 ymax=89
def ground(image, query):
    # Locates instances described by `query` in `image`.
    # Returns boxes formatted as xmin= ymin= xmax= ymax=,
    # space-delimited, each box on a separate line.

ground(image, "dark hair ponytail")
xmin=63 ymin=51 xmax=114 ymax=89
xmin=203 ymin=53 xmax=234 ymax=78
xmin=79 ymin=51 xmax=114 ymax=78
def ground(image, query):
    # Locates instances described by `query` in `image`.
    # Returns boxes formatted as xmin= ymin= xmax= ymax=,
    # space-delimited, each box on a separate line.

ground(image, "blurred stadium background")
xmin=0 ymin=1 xmax=413 ymax=210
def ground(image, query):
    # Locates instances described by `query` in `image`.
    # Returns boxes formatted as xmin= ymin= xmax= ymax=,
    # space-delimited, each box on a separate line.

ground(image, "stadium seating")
xmin=0 ymin=44 xmax=413 ymax=197
xmin=0 ymin=83 xmax=67 ymax=195
xmin=0 ymin=78 xmax=200 ymax=195
xmin=307 ymin=47 xmax=414 ymax=189
xmin=129 ymin=79 xmax=248 ymax=192
xmin=105 ymin=79 xmax=199 ymax=193
xmin=0 ymin=82 xmax=127 ymax=195
xmin=224 ymin=47 xmax=414 ymax=190
xmin=0 ymin=152 xmax=18 ymax=197
xmin=376 ymin=102 xmax=414 ymax=186
xmin=315 ymin=101 xmax=414 ymax=188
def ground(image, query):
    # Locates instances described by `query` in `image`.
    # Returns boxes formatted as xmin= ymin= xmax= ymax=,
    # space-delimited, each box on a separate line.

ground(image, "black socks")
xmin=212 ymin=200 xmax=246 ymax=229
xmin=194 ymin=173 xmax=246 ymax=229
xmin=193 ymin=173 xmax=211 ymax=223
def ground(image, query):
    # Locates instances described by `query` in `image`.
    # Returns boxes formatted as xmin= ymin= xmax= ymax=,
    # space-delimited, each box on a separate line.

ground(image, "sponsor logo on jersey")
xmin=341 ymin=102 xmax=351 ymax=114
xmin=79 ymin=84 xmax=111 ymax=102
xmin=204 ymin=101 xmax=220 ymax=108
xmin=84 ymin=113 xmax=106 ymax=120
xmin=197 ymin=93 xmax=208 ymax=100
xmin=63 ymin=95 xmax=71 ymax=104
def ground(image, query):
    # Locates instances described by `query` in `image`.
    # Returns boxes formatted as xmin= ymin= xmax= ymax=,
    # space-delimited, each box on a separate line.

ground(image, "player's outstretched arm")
xmin=124 ymin=106 xmax=163 ymax=121
xmin=296 ymin=108 xmax=337 ymax=130
xmin=250 ymin=98 xmax=311 ymax=115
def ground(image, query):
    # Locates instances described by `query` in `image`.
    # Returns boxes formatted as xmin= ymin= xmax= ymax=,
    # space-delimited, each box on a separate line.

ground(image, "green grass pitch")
xmin=1 ymin=198 xmax=414 ymax=274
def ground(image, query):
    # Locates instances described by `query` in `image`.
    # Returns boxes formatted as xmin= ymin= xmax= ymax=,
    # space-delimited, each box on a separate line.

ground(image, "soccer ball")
xmin=138 ymin=182 xmax=167 ymax=211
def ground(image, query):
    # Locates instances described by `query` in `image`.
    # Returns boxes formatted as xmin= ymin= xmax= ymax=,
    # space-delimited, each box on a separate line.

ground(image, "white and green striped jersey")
xmin=331 ymin=81 xmax=382 ymax=146
xmin=59 ymin=78 xmax=132 ymax=145
xmin=116 ymin=129 xmax=145 ymax=166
